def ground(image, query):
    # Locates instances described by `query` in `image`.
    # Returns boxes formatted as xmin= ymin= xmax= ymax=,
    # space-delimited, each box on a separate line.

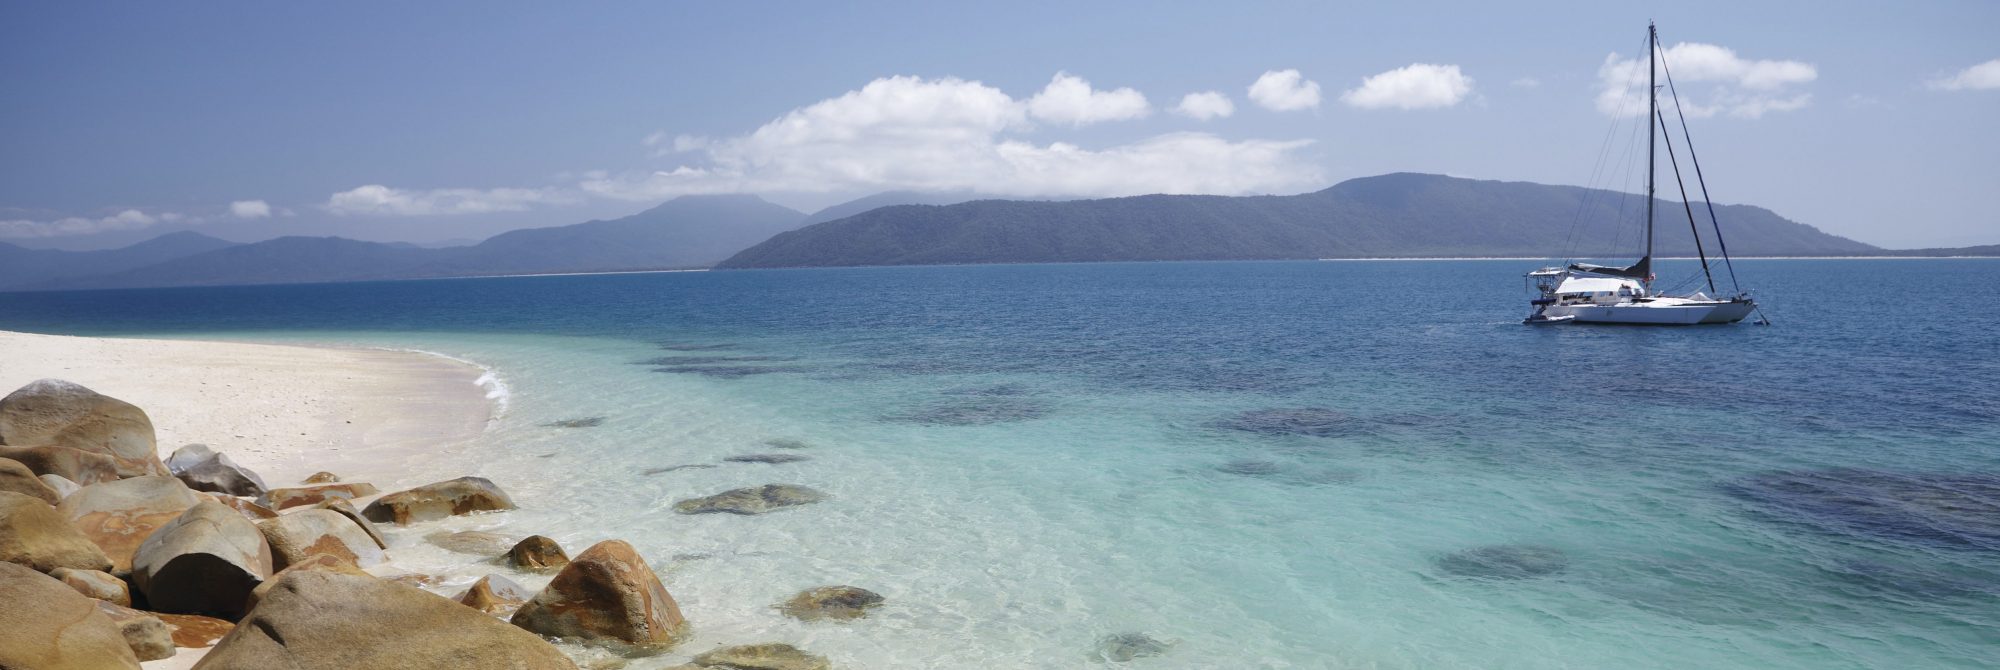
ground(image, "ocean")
xmin=2 ymin=258 xmax=1996 ymax=668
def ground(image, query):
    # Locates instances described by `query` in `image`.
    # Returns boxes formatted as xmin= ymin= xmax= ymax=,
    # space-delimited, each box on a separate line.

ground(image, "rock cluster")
xmin=674 ymin=484 xmax=827 ymax=515
xmin=363 ymin=476 xmax=517 ymax=525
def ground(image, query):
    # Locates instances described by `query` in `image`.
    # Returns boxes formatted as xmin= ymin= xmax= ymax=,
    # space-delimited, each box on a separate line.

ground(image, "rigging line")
xmin=1654 ymin=103 xmax=1718 ymax=295
xmin=1562 ymin=33 xmax=1654 ymax=264
xmin=1658 ymin=45 xmax=1743 ymax=295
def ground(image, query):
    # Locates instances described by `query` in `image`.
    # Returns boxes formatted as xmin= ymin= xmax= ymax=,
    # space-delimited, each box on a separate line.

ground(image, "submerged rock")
xmin=363 ymin=476 xmax=517 ymax=525
xmin=644 ymin=464 xmax=719 ymax=475
xmin=690 ymin=643 xmax=830 ymax=670
xmin=651 ymin=364 xmax=813 ymax=378
xmin=206 ymin=568 xmax=579 ymax=669
xmin=543 ymin=416 xmax=607 ymax=428
xmin=509 ymin=535 xmax=570 ymax=573
xmin=725 ymin=453 xmax=812 ymax=464
xmin=58 ymin=475 xmax=202 ymax=574
xmin=673 ymin=484 xmax=827 ymax=515
xmin=132 ymin=500 xmax=274 ymax=618
xmin=881 ymin=398 xmax=1053 ymax=426
xmin=0 ymin=379 xmax=165 ymax=478
xmin=0 ymin=491 xmax=115 ymax=572
xmin=657 ymin=342 xmax=739 ymax=351
xmin=261 ymin=482 xmax=380 ymax=511
xmin=1214 ymin=459 xmax=1284 ymax=477
xmin=637 ymin=355 xmax=795 ymax=365
xmin=1435 ymin=544 xmax=1569 ymax=579
xmin=0 ymin=562 xmax=142 ymax=670
xmin=1724 ymin=468 xmax=2000 ymax=550
xmin=764 ymin=438 xmax=811 ymax=450
xmin=1209 ymin=407 xmax=1367 ymax=438
xmin=1091 ymin=632 xmax=1174 ymax=662
xmin=0 ymin=443 xmax=121 ymax=485
xmin=940 ymin=382 xmax=1034 ymax=397
xmin=427 ymin=530 xmax=517 ymax=556
xmin=779 ymin=585 xmax=884 ymax=621
xmin=510 ymin=540 xmax=686 ymax=649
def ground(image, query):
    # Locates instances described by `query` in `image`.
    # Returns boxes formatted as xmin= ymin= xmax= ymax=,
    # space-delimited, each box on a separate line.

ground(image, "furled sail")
xmin=1568 ymin=256 xmax=1650 ymax=280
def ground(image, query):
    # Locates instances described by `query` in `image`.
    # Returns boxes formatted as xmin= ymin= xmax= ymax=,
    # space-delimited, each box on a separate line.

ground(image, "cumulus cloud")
xmin=1247 ymin=69 xmax=1322 ymax=111
xmin=229 ymin=200 xmax=271 ymax=219
xmin=1340 ymin=64 xmax=1475 ymax=110
xmin=0 ymin=209 xmax=158 ymax=239
xmin=1597 ymin=42 xmax=1817 ymax=118
xmin=1026 ymin=72 xmax=1150 ymax=125
xmin=324 ymin=184 xmax=576 ymax=216
xmin=1928 ymin=58 xmax=2000 ymax=91
xmin=1172 ymin=91 xmax=1235 ymax=120
xmin=581 ymin=74 xmax=1320 ymax=201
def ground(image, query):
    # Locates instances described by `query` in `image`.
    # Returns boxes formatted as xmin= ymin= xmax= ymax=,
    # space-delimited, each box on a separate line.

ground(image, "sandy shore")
xmin=0 ymin=330 xmax=492 ymax=491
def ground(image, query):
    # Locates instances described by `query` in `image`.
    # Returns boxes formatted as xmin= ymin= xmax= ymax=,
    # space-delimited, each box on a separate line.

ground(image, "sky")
xmin=2 ymin=0 xmax=1995 ymax=250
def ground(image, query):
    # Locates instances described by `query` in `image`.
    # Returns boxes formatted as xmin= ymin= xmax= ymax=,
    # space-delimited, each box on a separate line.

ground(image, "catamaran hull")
xmin=1546 ymin=300 xmax=1755 ymax=325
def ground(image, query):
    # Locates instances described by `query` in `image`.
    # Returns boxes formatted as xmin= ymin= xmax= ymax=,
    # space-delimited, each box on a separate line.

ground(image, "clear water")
xmin=2 ymin=259 xmax=1996 ymax=668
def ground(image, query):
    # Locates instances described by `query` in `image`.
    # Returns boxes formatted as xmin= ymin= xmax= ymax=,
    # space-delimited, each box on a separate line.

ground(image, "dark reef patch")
xmin=651 ymin=364 xmax=814 ymax=378
xmin=882 ymin=398 xmax=1053 ymax=426
xmin=1209 ymin=407 xmax=1370 ymax=438
xmin=1435 ymin=545 xmax=1569 ymax=579
xmin=764 ymin=438 xmax=811 ymax=450
xmin=1215 ymin=459 xmax=1285 ymax=477
xmin=657 ymin=342 xmax=739 ymax=351
xmin=634 ymin=355 xmax=796 ymax=366
xmin=1723 ymin=468 xmax=2000 ymax=551
xmin=940 ymin=383 xmax=1035 ymax=397
xmin=724 ymin=454 xmax=812 ymax=465
xmin=643 ymin=464 xmax=718 ymax=475
xmin=540 ymin=416 xmax=606 ymax=428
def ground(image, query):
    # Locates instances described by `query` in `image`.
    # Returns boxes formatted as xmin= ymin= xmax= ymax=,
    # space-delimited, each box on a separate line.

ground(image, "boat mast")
xmin=1645 ymin=22 xmax=1656 ymax=292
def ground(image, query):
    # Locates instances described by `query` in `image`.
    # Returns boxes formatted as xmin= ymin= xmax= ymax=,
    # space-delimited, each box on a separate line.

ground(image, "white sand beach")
xmin=0 ymin=330 xmax=492 ymax=487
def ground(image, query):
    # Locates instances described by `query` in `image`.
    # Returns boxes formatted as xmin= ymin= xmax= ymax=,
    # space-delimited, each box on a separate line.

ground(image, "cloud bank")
xmin=1340 ymin=64 xmax=1474 ymax=110
xmin=0 ymin=209 xmax=158 ymax=239
xmin=324 ymin=184 xmax=576 ymax=216
xmin=229 ymin=200 xmax=271 ymax=219
xmin=1248 ymin=69 xmax=1322 ymax=111
xmin=1026 ymin=72 xmax=1150 ymax=125
xmin=1597 ymin=42 xmax=1817 ymax=119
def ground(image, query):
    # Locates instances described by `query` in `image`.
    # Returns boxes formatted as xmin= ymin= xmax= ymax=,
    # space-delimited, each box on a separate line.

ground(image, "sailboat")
xmin=1524 ymin=22 xmax=1760 ymax=326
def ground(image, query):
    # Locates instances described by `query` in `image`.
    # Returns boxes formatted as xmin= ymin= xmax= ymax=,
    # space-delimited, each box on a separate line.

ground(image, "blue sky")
xmin=2 ymin=0 xmax=1994 ymax=249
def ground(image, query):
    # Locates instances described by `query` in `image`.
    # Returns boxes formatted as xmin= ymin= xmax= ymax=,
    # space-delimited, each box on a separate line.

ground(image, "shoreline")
xmin=0 ymin=330 xmax=494 ymax=490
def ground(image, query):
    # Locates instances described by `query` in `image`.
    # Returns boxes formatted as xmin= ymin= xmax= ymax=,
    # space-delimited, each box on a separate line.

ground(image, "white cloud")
xmin=1172 ymin=91 xmax=1235 ymax=120
xmin=1928 ymin=58 xmax=2000 ymax=91
xmin=1511 ymin=77 xmax=1541 ymax=88
xmin=1597 ymin=42 xmax=1817 ymax=118
xmin=1026 ymin=72 xmax=1150 ymax=125
xmin=580 ymin=75 xmax=1320 ymax=201
xmin=1340 ymin=64 xmax=1475 ymax=110
xmin=0 ymin=209 xmax=157 ymax=239
xmin=229 ymin=200 xmax=271 ymax=219
xmin=324 ymin=184 xmax=576 ymax=216
xmin=1247 ymin=69 xmax=1322 ymax=111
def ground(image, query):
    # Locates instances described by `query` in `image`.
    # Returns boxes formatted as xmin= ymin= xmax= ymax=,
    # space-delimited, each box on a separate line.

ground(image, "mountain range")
xmin=7 ymin=173 xmax=1994 ymax=292
xmin=719 ymin=173 xmax=1878 ymax=268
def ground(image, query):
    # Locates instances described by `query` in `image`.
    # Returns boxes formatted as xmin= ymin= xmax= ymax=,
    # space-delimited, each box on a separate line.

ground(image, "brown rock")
xmin=94 ymin=600 xmax=177 ymax=661
xmin=779 ymin=585 xmax=884 ymax=621
xmin=509 ymin=534 xmax=570 ymax=572
xmin=456 ymin=573 xmax=533 ymax=615
xmin=204 ymin=492 xmax=279 ymax=520
xmin=202 ymin=569 xmax=578 ymax=669
xmin=510 ymin=539 xmax=686 ymax=649
xmin=57 ymin=475 xmax=202 ymax=574
xmin=257 ymin=508 xmax=386 ymax=571
xmin=245 ymin=553 xmax=368 ymax=611
xmin=0 ymin=379 xmax=165 ymax=478
xmin=131 ymin=500 xmax=273 ymax=618
xmin=362 ymin=476 xmax=517 ymax=525
xmin=303 ymin=471 xmax=340 ymax=484
xmin=39 ymin=472 xmax=81 ymax=499
xmin=0 ymin=456 xmax=60 ymax=504
xmin=51 ymin=566 xmax=131 ymax=606
xmin=692 ymin=643 xmax=831 ymax=670
xmin=0 ymin=443 xmax=120 ymax=485
xmin=0 ymin=490 xmax=115 ymax=572
xmin=313 ymin=498 xmax=387 ymax=549
xmin=165 ymin=444 xmax=267 ymax=498
xmin=260 ymin=482 xmax=379 ymax=511
xmin=156 ymin=612 xmax=233 ymax=648
xmin=0 ymin=562 xmax=141 ymax=669
xmin=427 ymin=530 xmax=516 ymax=556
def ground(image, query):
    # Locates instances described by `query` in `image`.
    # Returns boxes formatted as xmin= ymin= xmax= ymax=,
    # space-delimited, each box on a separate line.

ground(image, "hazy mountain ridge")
xmin=719 ymin=173 xmax=1880 ymax=268
xmin=0 ymin=231 xmax=239 ymax=289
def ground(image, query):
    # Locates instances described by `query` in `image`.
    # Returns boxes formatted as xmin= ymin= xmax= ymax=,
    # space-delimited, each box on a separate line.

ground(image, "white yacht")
xmin=1524 ymin=22 xmax=1761 ymax=326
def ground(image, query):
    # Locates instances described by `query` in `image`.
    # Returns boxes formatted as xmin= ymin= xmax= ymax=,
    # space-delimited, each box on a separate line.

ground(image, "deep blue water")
xmin=3 ymin=259 xmax=1996 ymax=668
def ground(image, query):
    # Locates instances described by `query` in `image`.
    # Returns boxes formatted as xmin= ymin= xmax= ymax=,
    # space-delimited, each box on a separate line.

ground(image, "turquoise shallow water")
xmin=2 ymin=259 xmax=1997 ymax=668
